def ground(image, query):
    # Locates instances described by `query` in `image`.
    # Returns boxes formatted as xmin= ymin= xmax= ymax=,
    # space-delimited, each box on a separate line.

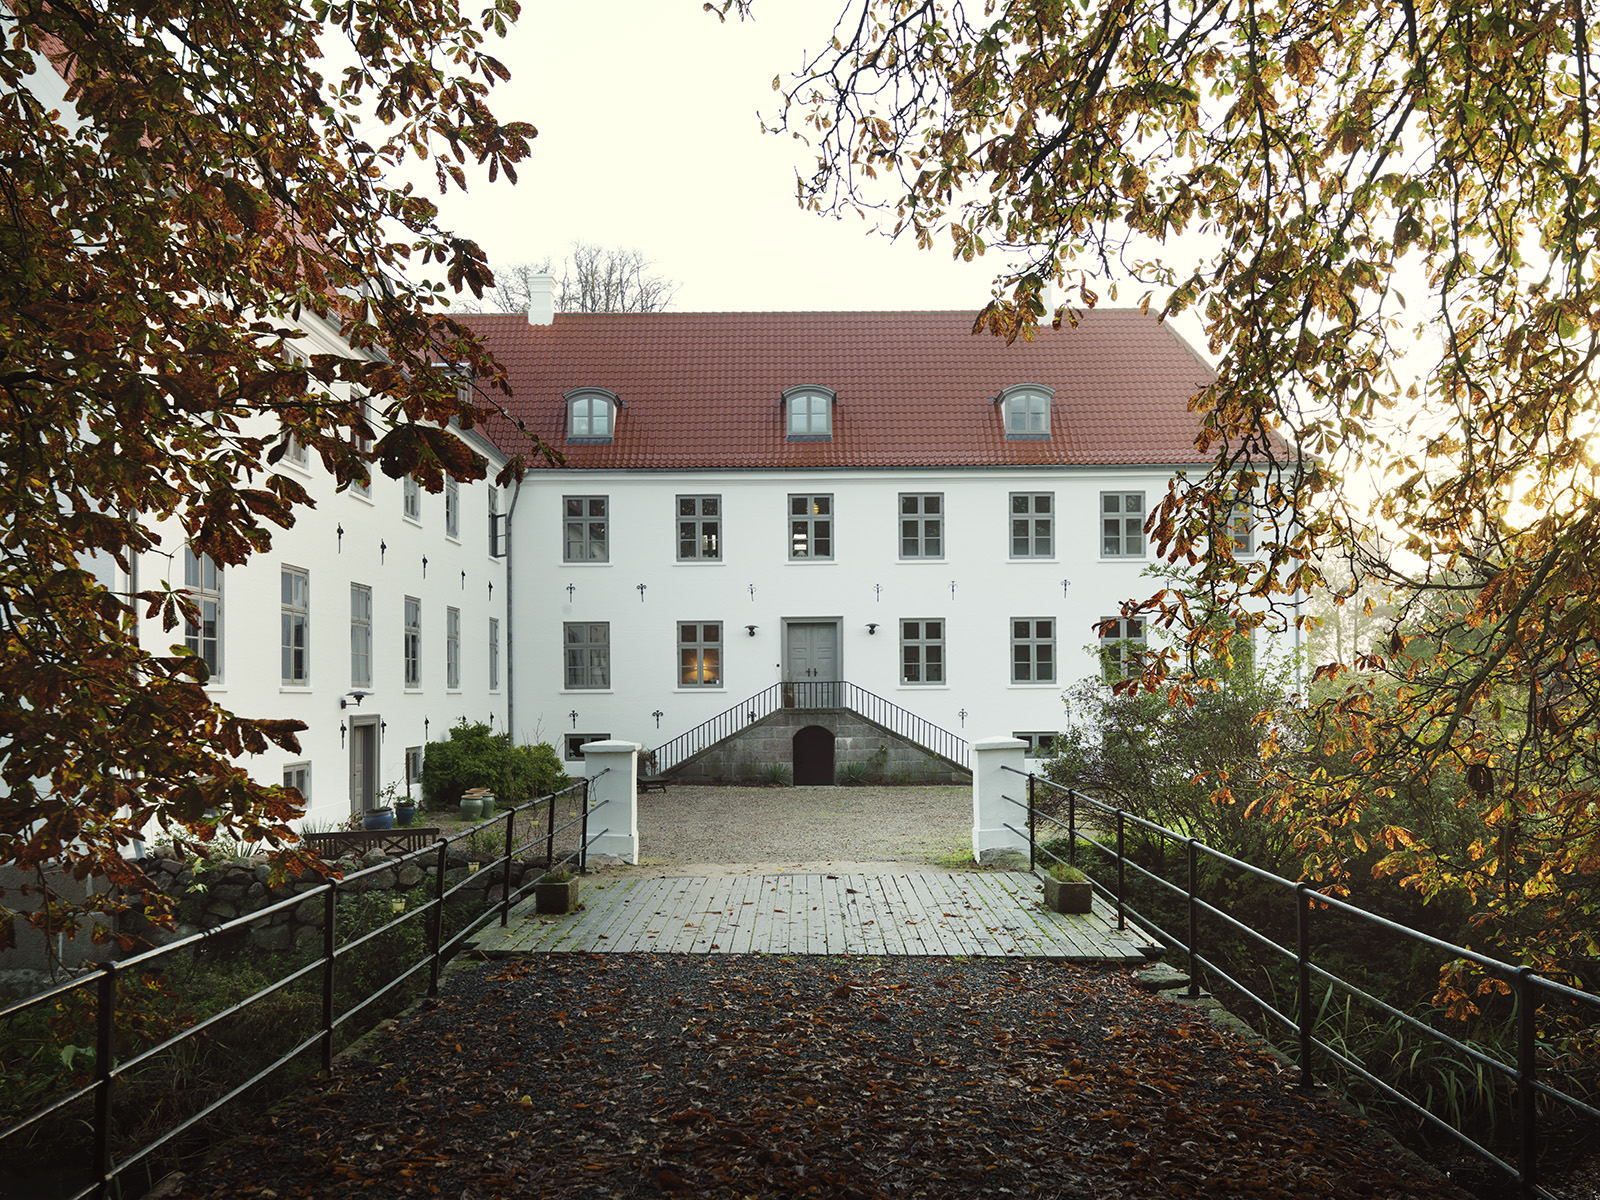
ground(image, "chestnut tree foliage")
xmin=0 ymin=0 xmax=545 ymax=947
xmin=771 ymin=0 xmax=1600 ymax=985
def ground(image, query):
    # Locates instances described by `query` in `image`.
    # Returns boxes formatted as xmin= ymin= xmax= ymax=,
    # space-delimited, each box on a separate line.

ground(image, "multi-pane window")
xmin=677 ymin=495 xmax=721 ymax=560
xmin=488 ymin=487 xmax=503 ymax=556
xmin=1229 ymin=504 xmax=1254 ymax=556
xmin=282 ymin=428 xmax=309 ymax=467
xmin=563 ymin=495 xmax=608 ymax=562
xmin=183 ymin=547 xmax=223 ymax=681
xmin=350 ymin=583 xmax=373 ymax=688
xmin=1002 ymin=388 xmax=1050 ymax=437
xmin=677 ymin=622 xmax=722 ymax=687
xmin=786 ymin=390 xmax=832 ymax=439
xmin=1011 ymin=618 xmax=1055 ymax=684
xmin=899 ymin=493 xmax=943 ymax=559
xmin=900 ymin=619 xmax=945 ymax=684
xmin=789 ymin=494 xmax=833 ymax=559
xmin=403 ymin=476 xmax=421 ymax=522
xmin=1101 ymin=491 xmax=1145 ymax=557
xmin=281 ymin=567 xmax=309 ymax=685
xmin=349 ymin=391 xmax=372 ymax=498
xmin=403 ymin=596 xmax=421 ymax=688
xmin=1013 ymin=732 xmax=1058 ymax=757
xmin=1099 ymin=616 xmax=1146 ymax=680
xmin=564 ymin=622 xmax=610 ymax=689
xmin=568 ymin=393 xmax=614 ymax=439
xmin=489 ymin=617 xmax=501 ymax=691
xmin=445 ymin=477 xmax=460 ymax=539
xmin=446 ymin=606 xmax=461 ymax=690
xmin=283 ymin=763 xmax=311 ymax=802
xmin=565 ymin=733 xmax=610 ymax=761
xmin=1009 ymin=493 xmax=1053 ymax=558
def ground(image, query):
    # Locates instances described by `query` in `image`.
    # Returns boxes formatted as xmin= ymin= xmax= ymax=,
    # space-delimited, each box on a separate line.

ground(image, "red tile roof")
xmin=460 ymin=309 xmax=1218 ymax=470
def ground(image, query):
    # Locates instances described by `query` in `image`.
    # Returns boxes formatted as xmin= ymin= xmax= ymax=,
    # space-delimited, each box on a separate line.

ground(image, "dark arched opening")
xmin=792 ymin=725 xmax=836 ymax=786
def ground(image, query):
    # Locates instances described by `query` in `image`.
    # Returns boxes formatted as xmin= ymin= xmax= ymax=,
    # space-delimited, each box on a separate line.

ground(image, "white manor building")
xmin=109 ymin=285 xmax=1290 ymax=824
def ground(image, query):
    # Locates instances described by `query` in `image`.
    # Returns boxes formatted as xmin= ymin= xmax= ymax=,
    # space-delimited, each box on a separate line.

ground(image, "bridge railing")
xmin=997 ymin=765 xmax=1600 ymax=1200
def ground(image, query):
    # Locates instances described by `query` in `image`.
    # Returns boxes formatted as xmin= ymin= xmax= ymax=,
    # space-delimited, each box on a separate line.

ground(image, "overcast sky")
xmin=430 ymin=1 xmax=1045 ymax=317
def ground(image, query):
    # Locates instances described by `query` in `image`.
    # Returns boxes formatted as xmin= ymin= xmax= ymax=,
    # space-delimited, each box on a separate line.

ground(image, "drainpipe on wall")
xmin=505 ymin=476 xmax=523 ymax=741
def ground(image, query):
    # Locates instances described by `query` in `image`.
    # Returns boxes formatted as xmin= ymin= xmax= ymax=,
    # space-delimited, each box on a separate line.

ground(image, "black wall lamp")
xmin=422 ymin=554 xmax=428 ymax=578
xmin=339 ymin=720 xmax=347 ymax=748
xmin=341 ymin=690 xmax=369 ymax=709
xmin=745 ymin=624 xmax=758 ymax=637
xmin=866 ymin=623 xmax=879 ymax=635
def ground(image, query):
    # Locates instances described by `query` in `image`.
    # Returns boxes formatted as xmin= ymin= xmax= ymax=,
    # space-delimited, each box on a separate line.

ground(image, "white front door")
xmin=349 ymin=718 xmax=378 ymax=815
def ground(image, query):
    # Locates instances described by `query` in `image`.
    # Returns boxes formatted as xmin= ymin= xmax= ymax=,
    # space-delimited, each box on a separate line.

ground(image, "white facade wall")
xmin=130 ymin=317 xmax=510 ymax=828
xmin=512 ymin=464 xmax=1236 ymax=763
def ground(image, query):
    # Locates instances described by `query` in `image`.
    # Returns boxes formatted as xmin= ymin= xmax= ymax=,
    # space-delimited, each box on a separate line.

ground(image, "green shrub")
xmin=420 ymin=722 xmax=569 ymax=808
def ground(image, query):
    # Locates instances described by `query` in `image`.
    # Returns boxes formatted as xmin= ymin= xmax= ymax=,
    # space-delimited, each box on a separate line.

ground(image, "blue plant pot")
xmin=362 ymin=809 xmax=395 ymax=831
xmin=394 ymin=804 xmax=417 ymax=828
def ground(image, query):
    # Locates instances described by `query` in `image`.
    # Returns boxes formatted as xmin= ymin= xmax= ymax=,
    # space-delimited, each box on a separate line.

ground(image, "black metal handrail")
xmin=0 ymin=776 xmax=603 ymax=1200
xmin=649 ymin=679 xmax=968 ymax=772
xmin=1000 ymin=764 xmax=1600 ymax=1200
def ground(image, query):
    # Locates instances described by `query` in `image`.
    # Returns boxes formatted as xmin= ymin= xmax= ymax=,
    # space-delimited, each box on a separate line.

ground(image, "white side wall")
xmin=130 ymin=315 xmax=510 ymax=828
xmin=510 ymin=466 xmax=1297 ymax=764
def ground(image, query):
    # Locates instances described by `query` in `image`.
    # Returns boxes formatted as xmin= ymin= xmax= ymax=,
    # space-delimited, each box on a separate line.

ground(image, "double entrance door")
xmin=784 ymin=620 xmax=839 ymax=708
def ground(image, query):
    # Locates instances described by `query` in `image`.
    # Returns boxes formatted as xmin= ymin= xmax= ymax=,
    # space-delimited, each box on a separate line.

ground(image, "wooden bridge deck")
xmin=471 ymin=871 xmax=1155 ymax=961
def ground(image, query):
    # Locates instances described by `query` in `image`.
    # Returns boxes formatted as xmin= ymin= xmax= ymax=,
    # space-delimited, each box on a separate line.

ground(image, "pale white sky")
xmin=429 ymin=1 xmax=1037 ymax=315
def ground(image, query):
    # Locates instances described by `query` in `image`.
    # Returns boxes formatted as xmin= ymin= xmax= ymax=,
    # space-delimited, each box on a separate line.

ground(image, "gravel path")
xmin=630 ymin=785 xmax=973 ymax=876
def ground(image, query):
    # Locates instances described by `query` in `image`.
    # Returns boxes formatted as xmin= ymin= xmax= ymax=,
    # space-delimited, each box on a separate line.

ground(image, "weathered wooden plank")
xmin=802 ymin=876 xmax=830 ymax=957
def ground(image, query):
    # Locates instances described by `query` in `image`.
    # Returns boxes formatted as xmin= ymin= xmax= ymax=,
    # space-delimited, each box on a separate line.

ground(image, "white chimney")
xmin=527 ymin=272 xmax=555 ymax=326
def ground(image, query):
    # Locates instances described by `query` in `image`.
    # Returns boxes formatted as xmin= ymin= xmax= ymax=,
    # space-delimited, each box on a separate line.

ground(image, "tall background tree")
xmin=460 ymin=241 xmax=679 ymax=313
xmin=769 ymin=0 xmax=1600 ymax=986
xmin=0 ymin=0 xmax=544 ymax=947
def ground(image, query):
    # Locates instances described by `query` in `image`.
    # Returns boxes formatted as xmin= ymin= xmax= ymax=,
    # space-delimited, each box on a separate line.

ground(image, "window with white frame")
xmin=183 ymin=547 xmax=223 ymax=681
xmin=349 ymin=390 xmax=373 ymax=497
xmin=446 ymin=606 xmax=461 ymax=690
xmin=1228 ymin=503 xmax=1254 ymax=556
xmin=445 ymin=477 xmax=460 ymax=539
xmin=282 ymin=427 xmax=309 ymax=468
xmin=488 ymin=487 xmax=504 ymax=556
xmin=489 ymin=617 xmax=500 ymax=691
xmin=677 ymin=622 xmax=722 ymax=687
xmin=1099 ymin=615 xmax=1146 ymax=681
xmin=1101 ymin=491 xmax=1145 ymax=557
xmin=283 ymin=762 xmax=311 ymax=803
xmin=403 ymin=476 xmax=421 ymax=522
xmin=567 ymin=389 xmax=617 ymax=441
xmin=900 ymin=619 xmax=945 ymax=684
xmin=1013 ymin=732 xmax=1058 ymax=757
xmin=281 ymin=566 xmax=309 ymax=685
xmin=563 ymin=495 xmax=608 ymax=562
xmin=999 ymin=384 xmax=1052 ymax=439
xmin=564 ymin=622 xmax=610 ymax=689
xmin=350 ymin=583 xmax=372 ymax=689
xmin=1009 ymin=493 xmax=1054 ymax=558
xmin=789 ymin=494 xmax=833 ymax=559
xmin=899 ymin=493 xmax=943 ymax=559
xmin=1011 ymin=618 xmax=1055 ymax=683
xmin=404 ymin=745 xmax=424 ymax=792
xmin=677 ymin=495 xmax=721 ymax=560
xmin=784 ymin=386 xmax=834 ymax=440
xmin=403 ymin=596 xmax=421 ymax=688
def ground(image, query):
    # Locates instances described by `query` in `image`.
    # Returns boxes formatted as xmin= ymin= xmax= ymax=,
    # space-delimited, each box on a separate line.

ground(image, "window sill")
xmin=786 ymin=558 xmax=837 ymax=564
xmin=1008 ymin=556 xmax=1059 ymax=563
xmin=897 ymin=557 xmax=946 ymax=564
xmin=561 ymin=688 xmax=614 ymax=695
xmin=673 ymin=687 xmax=725 ymax=694
xmin=445 ymin=533 xmax=461 ymax=545
xmin=346 ymin=489 xmax=374 ymax=506
xmin=674 ymin=559 xmax=725 ymax=566
xmin=1007 ymin=682 xmax=1061 ymax=689
xmin=561 ymin=560 xmax=612 ymax=567
xmin=896 ymin=683 xmax=950 ymax=690
xmin=280 ymin=685 xmax=312 ymax=694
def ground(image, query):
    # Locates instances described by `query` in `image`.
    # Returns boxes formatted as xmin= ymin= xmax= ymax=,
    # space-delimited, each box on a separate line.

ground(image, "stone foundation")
xmin=670 ymin=709 xmax=969 ymax=785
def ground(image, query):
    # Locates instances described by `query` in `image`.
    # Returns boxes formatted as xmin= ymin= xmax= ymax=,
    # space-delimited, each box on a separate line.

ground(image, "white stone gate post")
xmin=971 ymin=736 xmax=1031 ymax=867
xmin=582 ymin=740 xmax=639 ymax=863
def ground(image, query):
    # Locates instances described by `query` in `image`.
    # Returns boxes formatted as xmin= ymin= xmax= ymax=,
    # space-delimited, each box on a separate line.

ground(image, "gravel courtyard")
xmin=629 ymin=784 xmax=974 ymax=875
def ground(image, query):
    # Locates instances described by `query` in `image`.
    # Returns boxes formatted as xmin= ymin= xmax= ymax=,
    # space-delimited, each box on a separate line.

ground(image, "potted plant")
xmin=379 ymin=783 xmax=416 ymax=828
xmin=534 ymin=865 xmax=580 ymax=914
xmin=1043 ymin=863 xmax=1093 ymax=914
xmin=361 ymin=806 xmax=394 ymax=831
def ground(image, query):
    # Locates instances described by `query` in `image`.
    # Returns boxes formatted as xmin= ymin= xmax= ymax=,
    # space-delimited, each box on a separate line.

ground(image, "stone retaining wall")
xmin=670 ymin=710 xmax=969 ymax=785
xmin=133 ymin=845 xmax=546 ymax=954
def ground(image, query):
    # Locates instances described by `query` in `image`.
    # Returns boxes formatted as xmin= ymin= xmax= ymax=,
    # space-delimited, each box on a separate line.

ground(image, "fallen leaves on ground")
xmin=172 ymin=956 xmax=1467 ymax=1199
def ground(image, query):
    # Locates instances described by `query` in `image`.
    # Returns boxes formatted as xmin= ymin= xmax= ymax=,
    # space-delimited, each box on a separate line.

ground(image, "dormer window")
xmin=566 ymin=388 xmax=618 ymax=442
xmin=783 ymin=385 xmax=835 ymax=441
xmin=998 ymin=384 xmax=1054 ymax=439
